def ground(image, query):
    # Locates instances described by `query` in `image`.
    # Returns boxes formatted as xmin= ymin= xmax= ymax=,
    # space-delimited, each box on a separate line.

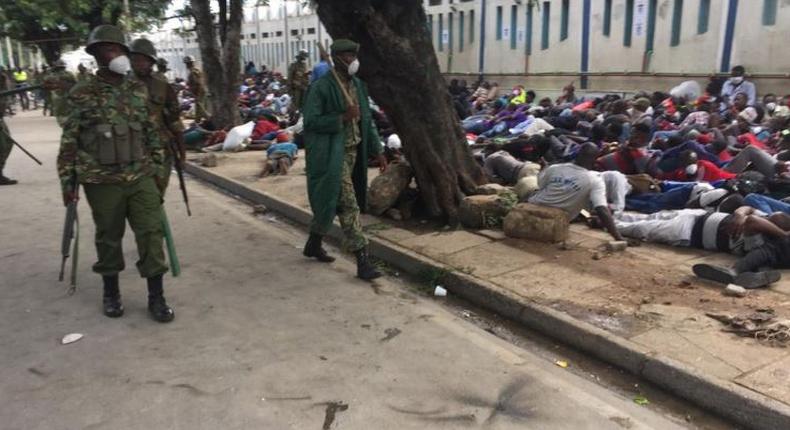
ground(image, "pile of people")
xmin=462 ymin=66 xmax=790 ymax=290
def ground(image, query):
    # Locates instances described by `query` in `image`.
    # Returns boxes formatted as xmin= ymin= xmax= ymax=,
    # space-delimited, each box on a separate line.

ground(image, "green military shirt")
xmin=287 ymin=61 xmax=309 ymax=90
xmin=137 ymin=73 xmax=183 ymax=155
xmin=43 ymin=69 xmax=77 ymax=119
xmin=57 ymin=73 xmax=164 ymax=194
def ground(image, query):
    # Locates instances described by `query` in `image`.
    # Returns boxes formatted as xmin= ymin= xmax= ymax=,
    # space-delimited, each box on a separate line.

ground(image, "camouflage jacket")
xmin=187 ymin=67 xmax=205 ymax=97
xmin=43 ymin=69 xmax=77 ymax=118
xmin=56 ymin=73 xmax=164 ymax=193
xmin=287 ymin=61 xmax=309 ymax=90
xmin=137 ymin=73 xmax=184 ymax=157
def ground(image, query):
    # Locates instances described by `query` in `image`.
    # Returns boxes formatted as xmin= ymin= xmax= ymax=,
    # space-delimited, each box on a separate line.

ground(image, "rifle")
xmin=0 ymin=84 xmax=43 ymax=98
xmin=0 ymin=124 xmax=43 ymax=165
xmin=169 ymin=137 xmax=192 ymax=216
xmin=59 ymin=172 xmax=79 ymax=295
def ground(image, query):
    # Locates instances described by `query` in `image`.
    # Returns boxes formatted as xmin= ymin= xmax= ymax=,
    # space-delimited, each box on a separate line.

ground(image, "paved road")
xmin=0 ymin=112 xmax=693 ymax=429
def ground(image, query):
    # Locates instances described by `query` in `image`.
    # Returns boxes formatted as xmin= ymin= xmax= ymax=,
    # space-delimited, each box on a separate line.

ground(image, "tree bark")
xmin=190 ymin=0 xmax=242 ymax=128
xmin=314 ymin=0 xmax=484 ymax=224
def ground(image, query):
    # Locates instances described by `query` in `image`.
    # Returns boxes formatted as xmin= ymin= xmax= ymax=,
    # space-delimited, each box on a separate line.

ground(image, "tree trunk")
xmin=190 ymin=0 xmax=242 ymax=128
xmin=314 ymin=0 xmax=484 ymax=224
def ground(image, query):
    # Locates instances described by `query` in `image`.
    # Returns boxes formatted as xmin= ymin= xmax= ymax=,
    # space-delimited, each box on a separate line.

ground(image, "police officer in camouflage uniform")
xmin=154 ymin=58 xmax=169 ymax=82
xmin=0 ymin=70 xmax=16 ymax=185
xmin=287 ymin=49 xmax=309 ymax=111
xmin=130 ymin=38 xmax=184 ymax=193
xmin=57 ymin=25 xmax=174 ymax=322
xmin=183 ymin=55 xmax=208 ymax=121
xmin=42 ymin=59 xmax=77 ymax=126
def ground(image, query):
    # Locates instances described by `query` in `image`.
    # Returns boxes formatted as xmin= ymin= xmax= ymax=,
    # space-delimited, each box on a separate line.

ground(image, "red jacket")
xmin=251 ymin=119 xmax=279 ymax=140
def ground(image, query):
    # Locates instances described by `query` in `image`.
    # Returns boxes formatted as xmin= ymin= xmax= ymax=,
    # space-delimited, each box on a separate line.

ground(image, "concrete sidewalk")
xmin=185 ymin=150 xmax=790 ymax=429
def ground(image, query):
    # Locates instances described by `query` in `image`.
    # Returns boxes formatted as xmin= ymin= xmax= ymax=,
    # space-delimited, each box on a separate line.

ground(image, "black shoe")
xmin=0 ymin=175 xmax=18 ymax=186
xmin=734 ymin=271 xmax=781 ymax=289
xmin=103 ymin=295 xmax=124 ymax=318
xmin=148 ymin=296 xmax=175 ymax=323
xmin=692 ymin=264 xmax=736 ymax=285
xmin=355 ymin=248 xmax=382 ymax=281
xmin=303 ymin=233 xmax=335 ymax=263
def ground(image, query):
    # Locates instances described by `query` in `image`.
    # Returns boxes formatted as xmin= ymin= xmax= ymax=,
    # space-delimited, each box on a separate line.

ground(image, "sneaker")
xmin=692 ymin=264 xmax=736 ymax=285
xmin=734 ymin=271 xmax=781 ymax=289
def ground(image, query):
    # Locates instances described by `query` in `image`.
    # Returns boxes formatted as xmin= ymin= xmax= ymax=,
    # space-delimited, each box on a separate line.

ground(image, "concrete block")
xmin=503 ymin=203 xmax=569 ymax=243
xmin=202 ymin=153 xmax=218 ymax=167
xmin=367 ymin=162 xmax=413 ymax=215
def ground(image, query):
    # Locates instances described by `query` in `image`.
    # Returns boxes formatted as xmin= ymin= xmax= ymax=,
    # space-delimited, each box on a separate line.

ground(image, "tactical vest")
xmin=80 ymin=120 xmax=145 ymax=165
xmin=78 ymin=82 xmax=145 ymax=165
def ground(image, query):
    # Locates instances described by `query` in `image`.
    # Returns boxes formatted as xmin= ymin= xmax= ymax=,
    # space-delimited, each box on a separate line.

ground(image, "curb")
xmin=185 ymin=162 xmax=790 ymax=430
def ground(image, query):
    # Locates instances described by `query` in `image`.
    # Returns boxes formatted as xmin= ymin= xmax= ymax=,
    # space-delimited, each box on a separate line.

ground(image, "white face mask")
xmin=685 ymin=164 xmax=699 ymax=175
xmin=766 ymin=102 xmax=777 ymax=112
xmin=346 ymin=59 xmax=360 ymax=76
xmin=108 ymin=55 xmax=131 ymax=75
xmin=731 ymin=76 xmax=744 ymax=85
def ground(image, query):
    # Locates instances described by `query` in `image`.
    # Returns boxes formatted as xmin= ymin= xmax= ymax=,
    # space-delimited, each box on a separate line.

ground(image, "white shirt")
xmin=528 ymin=163 xmax=607 ymax=219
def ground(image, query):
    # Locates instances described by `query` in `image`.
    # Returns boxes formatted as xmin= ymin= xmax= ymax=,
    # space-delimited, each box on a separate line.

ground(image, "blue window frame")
xmin=510 ymin=5 xmax=518 ymax=49
xmin=470 ymin=10 xmax=475 ymax=44
xmin=526 ymin=3 xmax=533 ymax=55
xmin=670 ymin=0 xmax=683 ymax=46
xmin=560 ymin=0 xmax=569 ymax=41
xmin=697 ymin=0 xmax=710 ymax=34
xmin=449 ymin=12 xmax=454 ymax=52
xmin=496 ymin=6 xmax=503 ymax=40
xmin=541 ymin=1 xmax=550 ymax=50
xmin=763 ymin=0 xmax=777 ymax=26
xmin=459 ymin=12 xmax=465 ymax=52
xmin=603 ymin=0 xmax=612 ymax=36
xmin=624 ymin=0 xmax=633 ymax=47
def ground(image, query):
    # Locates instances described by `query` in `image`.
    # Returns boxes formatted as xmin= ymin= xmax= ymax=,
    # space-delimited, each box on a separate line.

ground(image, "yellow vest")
xmin=13 ymin=71 xmax=28 ymax=83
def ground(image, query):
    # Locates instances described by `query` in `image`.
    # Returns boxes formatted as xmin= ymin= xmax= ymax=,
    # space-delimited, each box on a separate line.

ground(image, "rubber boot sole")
xmin=692 ymin=264 xmax=736 ymax=285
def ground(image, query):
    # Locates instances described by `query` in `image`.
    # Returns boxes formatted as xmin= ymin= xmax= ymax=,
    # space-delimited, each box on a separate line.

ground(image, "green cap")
xmin=129 ymin=38 xmax=157 ymax=61
xmin=330 ymin=39 xmax=359 ymax=55
xmin=85 ymin=25 xmax=129 ymax=56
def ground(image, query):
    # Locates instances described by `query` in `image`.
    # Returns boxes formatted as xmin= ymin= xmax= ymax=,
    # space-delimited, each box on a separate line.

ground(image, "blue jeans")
xmin=744 ymin=193 xmax=790 ymax=214
xmin=625 ymin=183 xmax=696 ymax=214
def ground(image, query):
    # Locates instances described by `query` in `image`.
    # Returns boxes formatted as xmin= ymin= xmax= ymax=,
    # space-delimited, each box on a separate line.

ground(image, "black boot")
xmin=147 ymin=274 xmax=174 ymax=323
xmin=102 ymin=275 xmax=124 ymax=318
xmin=355 ymin=248 xmax=382 ymax=281
xmin=303 ymin=233 xmax=335 ymax=263
xmin=0 ymin=173 xmax=18 ymax=186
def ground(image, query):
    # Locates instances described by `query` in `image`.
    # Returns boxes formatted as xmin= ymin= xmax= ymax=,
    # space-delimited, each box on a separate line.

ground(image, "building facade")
xmin=148 ymin=0 xmax=790 ymax=95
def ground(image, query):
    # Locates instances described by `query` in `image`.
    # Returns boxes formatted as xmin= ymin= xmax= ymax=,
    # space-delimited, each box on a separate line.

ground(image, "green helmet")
xmin=85 ymin=25 xmax=129 ymax=56
xmin=129 ymin=38 xmax=157 ymax=61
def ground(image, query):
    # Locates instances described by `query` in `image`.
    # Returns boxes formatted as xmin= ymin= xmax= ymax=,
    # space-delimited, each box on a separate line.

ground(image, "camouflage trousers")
xmin=0 ymin=119 xmax=12 ymax=172
xmin=83 ymin=176 xmax=168 ymax=278
xmin=337 ymin=146 xmax=368 ymax=252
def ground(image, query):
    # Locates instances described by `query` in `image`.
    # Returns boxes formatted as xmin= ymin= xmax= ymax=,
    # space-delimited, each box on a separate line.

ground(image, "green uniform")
xmin=287 ymin=60 xmax=309 ymax=109
xmin=137 ymin=73 xmax=184 ymax=192
xmin=187 ymin=66 xmax=208 ymax=120
xmin=57 ymin=73 xmax=168 ymax=278
xmin=43 ymin=69 xmax=77 ymax=125
xmin=303 ymin=73 xmax=382 ymax=252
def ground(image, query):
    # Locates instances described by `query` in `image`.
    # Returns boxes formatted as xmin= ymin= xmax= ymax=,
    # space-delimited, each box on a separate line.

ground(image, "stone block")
xmin=459 ymin=194 xmax=512 ymax=229
xmin=202 ymin=153 xmax=218 ymax=167
xmin=367 ymin=162 xmax=413 ymax=215
xmin=503 ymin=203 xmax=569 ymax=243
xmin=474 ymin=183 xmax=511 ymax=195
